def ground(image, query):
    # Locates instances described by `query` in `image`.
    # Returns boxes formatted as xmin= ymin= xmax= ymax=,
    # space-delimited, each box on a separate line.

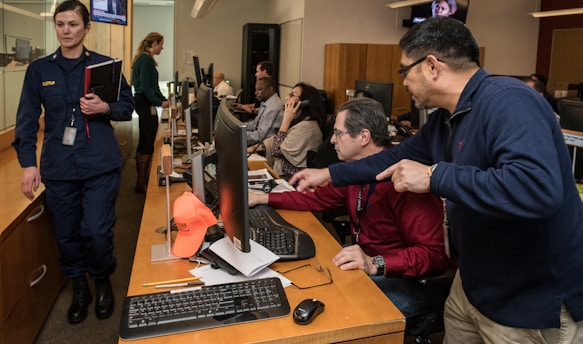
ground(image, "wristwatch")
xmin=372 ymin=255 xmax=386 ymax=276
xmin=103 ymin=104 xmax=112 ymax=116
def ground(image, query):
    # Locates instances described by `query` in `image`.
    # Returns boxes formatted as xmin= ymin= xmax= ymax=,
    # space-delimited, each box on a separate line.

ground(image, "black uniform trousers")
xmin=43 ymin=169 xmax=120 ymax=279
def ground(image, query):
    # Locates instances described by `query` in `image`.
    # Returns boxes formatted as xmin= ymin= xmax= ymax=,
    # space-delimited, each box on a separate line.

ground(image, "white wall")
xmin=173 ymin=0 xmax=540 ymax=91
xmin=467 ymin=0 xmax=539 ymax=76
xmin=174 ymin=0 xmax=272 ymax=92
xmin=133 ymin=4 xmax=174 ymax=82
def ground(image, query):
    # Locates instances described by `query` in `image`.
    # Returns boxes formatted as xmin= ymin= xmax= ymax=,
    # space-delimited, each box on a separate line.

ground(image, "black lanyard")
xmin=353 ymin=183 xmax=376 ymax=244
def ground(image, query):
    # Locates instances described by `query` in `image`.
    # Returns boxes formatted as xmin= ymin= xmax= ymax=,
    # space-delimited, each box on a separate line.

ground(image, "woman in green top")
xmin=131 ymin=32 xmax=170 ymax=193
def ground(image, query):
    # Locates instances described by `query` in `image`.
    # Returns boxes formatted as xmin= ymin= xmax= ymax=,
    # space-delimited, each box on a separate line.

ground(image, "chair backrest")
xmin=307 ymin=115 xmax=339 ymax=168
xmin=235 ymin=88 xmax=244 ymax=103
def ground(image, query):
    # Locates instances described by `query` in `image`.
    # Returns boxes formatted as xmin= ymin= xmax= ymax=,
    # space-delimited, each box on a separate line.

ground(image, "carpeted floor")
xmin=34 ymin=117 xmax=145 ymax=344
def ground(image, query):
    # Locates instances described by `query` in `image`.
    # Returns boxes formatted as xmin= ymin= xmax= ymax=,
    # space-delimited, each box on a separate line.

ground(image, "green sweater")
xmin=132 ymin=53 xmax=166 ymax=106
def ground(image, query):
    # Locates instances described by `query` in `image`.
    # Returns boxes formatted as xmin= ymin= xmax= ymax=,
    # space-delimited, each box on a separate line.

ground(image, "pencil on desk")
xmin=154 ymin=282 xmax=204 ymax=289
xmin=142 ymin=277 xmax=200 ymax=287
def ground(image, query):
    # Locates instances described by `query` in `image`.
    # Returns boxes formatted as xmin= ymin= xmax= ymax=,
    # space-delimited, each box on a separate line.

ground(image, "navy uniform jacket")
xmin=329 ymin=68 xmax=583 ymax=329
xmin=13 ymin=47 xmax=134 ymax=180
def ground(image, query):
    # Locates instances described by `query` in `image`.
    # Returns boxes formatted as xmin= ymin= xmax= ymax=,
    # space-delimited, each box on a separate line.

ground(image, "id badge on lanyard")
xmin=62 ymin=108 xmax=77 ymax=146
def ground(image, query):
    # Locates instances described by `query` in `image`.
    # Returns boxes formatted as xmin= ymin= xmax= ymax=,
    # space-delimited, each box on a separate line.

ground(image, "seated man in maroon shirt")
xmin=249 ymin=97 xmax=450 ymax=315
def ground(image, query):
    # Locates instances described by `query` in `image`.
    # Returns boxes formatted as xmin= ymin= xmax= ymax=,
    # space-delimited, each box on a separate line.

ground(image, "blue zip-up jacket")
xmin=329 ymin=68 xmax=583 ymax=329
xmin=12 ymin=47 xmax=134 ymax=180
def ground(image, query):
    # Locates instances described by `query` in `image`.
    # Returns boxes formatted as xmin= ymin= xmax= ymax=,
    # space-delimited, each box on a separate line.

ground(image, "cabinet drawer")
xmin=0 ymin=195 xmax=64 ymax=343
xmin=1 ymin=250 xmax=63 ymax=344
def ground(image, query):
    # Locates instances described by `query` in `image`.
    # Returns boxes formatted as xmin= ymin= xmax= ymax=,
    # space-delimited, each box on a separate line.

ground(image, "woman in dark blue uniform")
xmin=12 ymin=0 xmax=134 ymax=325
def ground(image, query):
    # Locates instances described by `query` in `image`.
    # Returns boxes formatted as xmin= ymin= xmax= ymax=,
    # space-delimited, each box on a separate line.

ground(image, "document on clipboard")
xmin=84 ymin=59 xmax=122 ymax=102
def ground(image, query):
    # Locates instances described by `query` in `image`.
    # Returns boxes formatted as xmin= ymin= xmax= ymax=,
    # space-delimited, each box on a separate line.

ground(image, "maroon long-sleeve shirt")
xmin=269 ymin=181 xmax=449 ymax=277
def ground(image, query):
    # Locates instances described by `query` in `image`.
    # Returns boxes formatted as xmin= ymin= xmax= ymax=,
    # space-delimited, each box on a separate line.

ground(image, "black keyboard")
xmin=119 ymin=277 xmax=290 ymax=341
xmin=249 ymin=206 xmax=316 ymax=261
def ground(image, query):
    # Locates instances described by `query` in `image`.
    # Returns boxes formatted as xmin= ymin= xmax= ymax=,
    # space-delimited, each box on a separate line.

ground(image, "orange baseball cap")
xmin=172 ymin=192 xmax=218 ymax=258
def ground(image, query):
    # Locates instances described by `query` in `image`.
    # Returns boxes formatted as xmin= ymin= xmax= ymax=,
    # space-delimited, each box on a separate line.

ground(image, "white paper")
xmin=247 ymin=153 xmax=267 ymax=162
xmin=247 ymin=168 xmax=294 ymax=193
xmin=189 ymin=264 xmax=291 ymax=288
xmin=248 ymin=168 xmax=273 ymax=182
xmin=208 ymin=237 xmax=279 ymax=277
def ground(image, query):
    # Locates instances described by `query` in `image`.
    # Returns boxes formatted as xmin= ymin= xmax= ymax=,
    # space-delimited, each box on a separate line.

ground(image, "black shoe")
xmin=95 ymin=278 xmax=114 ymax=320
xmin=68 ymin=276 xmax=92 ymax=324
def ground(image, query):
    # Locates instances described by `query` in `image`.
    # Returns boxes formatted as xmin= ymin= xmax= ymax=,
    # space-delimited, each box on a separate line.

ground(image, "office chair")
xmin=333 ymin=212 xmax=455 ymax=343
xmin=235 ymin=88 xmax=244 ymax=103
xmin=405 ymin=269 xmax=455 ymax=343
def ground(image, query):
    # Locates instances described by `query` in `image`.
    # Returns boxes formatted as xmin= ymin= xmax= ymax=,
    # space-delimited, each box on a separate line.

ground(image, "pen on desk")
xmin=154 ymin=282 xmax=204 ymax=289
xmin=142 ymin=277 xmax=200 ymax=287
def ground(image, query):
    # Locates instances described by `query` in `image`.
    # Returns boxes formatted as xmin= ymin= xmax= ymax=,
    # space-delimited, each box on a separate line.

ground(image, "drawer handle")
xmin=27 ymin=205 xmax=45 ymax=222
xmin=30 ymin=264 xmax=48 ymax=287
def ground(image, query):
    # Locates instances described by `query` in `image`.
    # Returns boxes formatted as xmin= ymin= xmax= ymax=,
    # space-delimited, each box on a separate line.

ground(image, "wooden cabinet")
xmin=0 ymin=194 xmax=64 ymax=344
xmin=324 ymin=43 xmax=486 ymax=119
xmin=324 ymin=43 xmax=409 ymax=117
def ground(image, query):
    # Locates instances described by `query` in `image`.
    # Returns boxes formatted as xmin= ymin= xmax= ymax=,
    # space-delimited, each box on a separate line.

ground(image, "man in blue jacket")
xmin=291 ymin=17 xmax=583 ymax=342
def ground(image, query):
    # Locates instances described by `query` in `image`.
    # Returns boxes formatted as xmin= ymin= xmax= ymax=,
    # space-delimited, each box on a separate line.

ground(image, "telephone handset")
xmin=388 ymin=120 xmax=413 ymax=142
xmin=294 ymin=100 xmax=310 ymax=109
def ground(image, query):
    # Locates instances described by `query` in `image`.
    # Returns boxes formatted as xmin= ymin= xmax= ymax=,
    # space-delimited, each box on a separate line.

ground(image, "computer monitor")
xmin=14 ymin=38 xmax=30 ymax=63
xmin=559 ymin=99 xmax=583 ymax=179
xmin=200 ymin=62 xmax=214 ymax=88
xmin=559 ymin=99 xmax=583 ymax=131
xmin=190 ymin=150 xmax=206 ymax=204
xmin=193 ymin=55 xmax=203 ymax=89
xmin=409 ymin=98 xmax=429 ymax=130
xmin=197 ymin=83 xmax=214 ymax=145
xmin=173 ymin=71 xmax=179 ymax=100
xmin=181 ymin=79 xmax=190 ymax=117
xmin=214 ymin=99 xmax=250 ymax=252
xmin=354 ymin=80 xmax=393 ymax=117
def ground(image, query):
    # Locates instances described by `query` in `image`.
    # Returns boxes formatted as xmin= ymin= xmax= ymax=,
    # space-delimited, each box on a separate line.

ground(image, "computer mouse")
xmin=293 ymin=298 xmax=325 ymax=325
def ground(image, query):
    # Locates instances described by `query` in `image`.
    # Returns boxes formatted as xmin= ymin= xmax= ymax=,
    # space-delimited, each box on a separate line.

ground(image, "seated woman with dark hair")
xmin=264 ymin=82 xmax=326 ymax=177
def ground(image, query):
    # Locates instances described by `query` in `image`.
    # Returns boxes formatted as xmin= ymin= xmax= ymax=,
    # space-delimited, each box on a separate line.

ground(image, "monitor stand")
xmin=151 ymin=145 xmax=179 ymax=262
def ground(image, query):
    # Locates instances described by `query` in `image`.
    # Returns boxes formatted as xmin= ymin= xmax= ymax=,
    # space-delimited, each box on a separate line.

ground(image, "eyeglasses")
xmin=398 ymin=55 xmax=446 ymax=78
xmin=332 ymin=129 xmax=349 ymax=138
xmin=278 ymin=259 xmax=333 ymax=289
xmin=398 ymin=55 xmax=428 ymax=78
xmin=288 ymin=91 xmax=300 ymax=98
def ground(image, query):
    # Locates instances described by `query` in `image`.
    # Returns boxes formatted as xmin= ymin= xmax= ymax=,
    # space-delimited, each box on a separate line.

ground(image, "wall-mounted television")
xmin=90 ymin=0 xmax=128 ymax=26
xmin=409 ymin=0 xmax=470 ymax=27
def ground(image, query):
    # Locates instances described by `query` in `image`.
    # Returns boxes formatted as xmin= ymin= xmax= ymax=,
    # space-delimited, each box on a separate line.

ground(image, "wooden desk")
xmin=122 ymin=127 xmax=405 ymax=343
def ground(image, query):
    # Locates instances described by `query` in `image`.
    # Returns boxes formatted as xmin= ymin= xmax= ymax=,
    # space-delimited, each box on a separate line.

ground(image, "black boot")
xmin=68 ymin=276 xmax=92 ymax=324
xmin=95 ymin=278 xmax=114 ymax=320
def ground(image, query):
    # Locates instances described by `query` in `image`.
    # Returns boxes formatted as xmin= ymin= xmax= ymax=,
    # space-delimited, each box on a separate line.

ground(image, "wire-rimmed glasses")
xmin=277 ymin=259 xmax=333 ymax=290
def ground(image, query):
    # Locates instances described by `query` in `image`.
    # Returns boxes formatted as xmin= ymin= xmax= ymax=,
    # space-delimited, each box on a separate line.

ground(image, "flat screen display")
xmin=90 ymin=0 xmax=128 ymax=26
xmin=14 ymin=38 xmax=31 ymax=63
xmin=354 ymin=80 xmax=393 ymax=118
xmin=214 ymin=99 xmax=250 ymax=252
xmin=410 ymin=0 xmax=470 ymax=26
